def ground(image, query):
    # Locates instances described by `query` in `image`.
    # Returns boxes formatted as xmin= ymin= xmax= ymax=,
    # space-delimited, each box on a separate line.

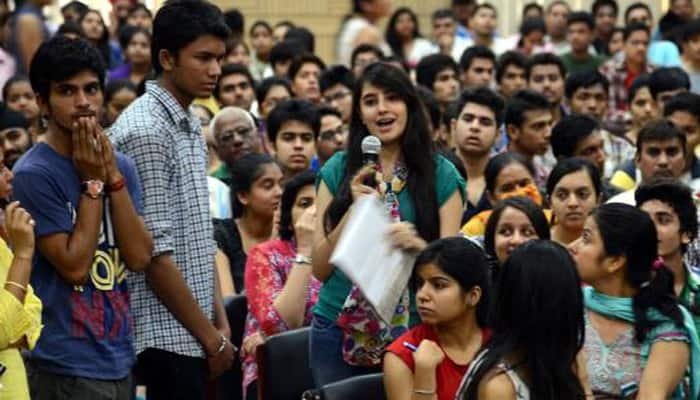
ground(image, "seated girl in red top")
xmin=384 ymin=237 xmax=491 ymax=400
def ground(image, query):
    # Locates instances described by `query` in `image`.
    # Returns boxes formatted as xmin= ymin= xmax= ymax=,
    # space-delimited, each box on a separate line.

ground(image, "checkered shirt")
xmin=599 ymin=55 xmax=654 ymax=125
xmin=602 ymin=129 xmax=636 ymax=180
xmin=108 ymin=81 xmax=215 ymax=358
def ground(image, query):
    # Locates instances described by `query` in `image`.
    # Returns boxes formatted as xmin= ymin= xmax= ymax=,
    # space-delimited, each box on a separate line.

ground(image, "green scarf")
xmin=583 ymin=286 xmax=700 ymax=399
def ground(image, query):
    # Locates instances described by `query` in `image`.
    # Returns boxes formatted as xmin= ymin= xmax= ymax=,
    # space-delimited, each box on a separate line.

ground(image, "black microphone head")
xmin=361 ymin=135 xmax=381 ymax=156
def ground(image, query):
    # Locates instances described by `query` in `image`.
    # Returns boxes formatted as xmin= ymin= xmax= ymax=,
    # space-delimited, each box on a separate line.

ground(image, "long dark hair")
xmin=461 ymin=240 xmax=585 ymax=400
xmin=79 ymin=9 xmax=112 ymax=68
xmin=413 ymin=237 xmax=491 ymax=327
xmin=484 ymin=152 xmax=534 ymax=194
xmin=230 ymin=153 xmax=278 ymax=218
xmin=323 ymin=63 xmax=438 ymax=242
xmin=483 ymin=196 xmax=550 ymax=279
xmin=484 ymin=197 xmax=550 ymax=259
xmin=546 ymin=157 xmax=602 ymax=201
xmin=385 ymin=7 xmax=421 ymax=61
xmin=592 ymin=203 xmax=684 ymax=342
xmin=278 ymin=170 xmax=316 ymax=241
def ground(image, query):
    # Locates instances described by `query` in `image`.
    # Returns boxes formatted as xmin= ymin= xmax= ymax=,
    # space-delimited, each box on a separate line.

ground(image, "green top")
xmin=313 ymin=151 xmax=466 ymax=322
xmin=680 ymin=265 xmax=700 ymax=335
xmin=211 ymin=163 xmax=232 ymax=186
xmin=561 ymin=52 xmax=608 ymax=75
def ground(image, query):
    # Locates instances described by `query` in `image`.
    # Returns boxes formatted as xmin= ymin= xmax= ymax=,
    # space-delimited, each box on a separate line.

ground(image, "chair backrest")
xmin=320 ymin=373 xmax=386 ymax=400
xmin=227 ymin=294 xmax=248 ymax=348
xmin=217 ymin=294 xmax=248 ymax=400
xmin=257 ymin=327 xmax=314 ymax=400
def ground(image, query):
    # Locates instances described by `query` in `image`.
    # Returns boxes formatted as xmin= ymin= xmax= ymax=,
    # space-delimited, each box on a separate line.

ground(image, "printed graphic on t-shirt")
xmin=69 ymin=197 xmax=133 ymax=340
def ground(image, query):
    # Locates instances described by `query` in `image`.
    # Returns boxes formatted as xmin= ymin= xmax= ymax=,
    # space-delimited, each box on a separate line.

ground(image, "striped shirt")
xmin=108 ymin=81 xmax=215 ymax=358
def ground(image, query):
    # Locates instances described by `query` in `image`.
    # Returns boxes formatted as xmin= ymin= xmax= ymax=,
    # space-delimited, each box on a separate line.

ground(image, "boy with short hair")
xmin=267 ymin=99 xmax=320 ymax=182
xmin=636 ymin=179 xmax=700 ymax=333
xmin=15 ymin=36 xmax=152 ymax=400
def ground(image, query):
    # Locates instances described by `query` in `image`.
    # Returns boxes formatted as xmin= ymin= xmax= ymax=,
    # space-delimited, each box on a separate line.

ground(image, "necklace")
xmin=375 ymin=162 xmax=408 ymax=222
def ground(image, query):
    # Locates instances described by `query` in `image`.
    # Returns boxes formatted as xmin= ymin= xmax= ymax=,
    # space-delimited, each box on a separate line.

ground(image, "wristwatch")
xmin=293 ymin=254 xmax=312 ymax=266
xmin=81 ymin=180 xmax=105 ymax=199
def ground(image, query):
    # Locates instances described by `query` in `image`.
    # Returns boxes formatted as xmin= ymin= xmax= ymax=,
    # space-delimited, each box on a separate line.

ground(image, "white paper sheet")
xmin=330 ymin=196 xmax=416 ymax=324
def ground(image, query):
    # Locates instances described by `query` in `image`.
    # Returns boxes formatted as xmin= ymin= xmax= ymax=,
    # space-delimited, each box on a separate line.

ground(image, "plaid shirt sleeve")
xmin=113 ymin=129 xmax=174 ymax=257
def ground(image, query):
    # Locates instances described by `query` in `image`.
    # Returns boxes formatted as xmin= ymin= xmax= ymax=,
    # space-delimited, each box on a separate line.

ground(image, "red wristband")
xmin=107 ymin=177 xmax=126 ymax=193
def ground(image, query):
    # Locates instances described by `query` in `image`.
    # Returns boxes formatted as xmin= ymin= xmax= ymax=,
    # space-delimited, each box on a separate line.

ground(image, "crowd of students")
xmin=1 ymin=0 xmax=700 ymax=399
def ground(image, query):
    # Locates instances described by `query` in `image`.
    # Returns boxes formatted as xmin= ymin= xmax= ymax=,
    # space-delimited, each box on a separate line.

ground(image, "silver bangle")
xmin=293 ymin=254 xmax=312 ymax=265
xmin=413 ymin=388 xmax=435 ymax=396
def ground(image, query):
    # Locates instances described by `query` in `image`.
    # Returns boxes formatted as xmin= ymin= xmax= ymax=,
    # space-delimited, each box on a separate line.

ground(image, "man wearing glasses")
xmin=320 ymin=65 xmax=354 ymax=126
xmin=210 ymin=107 xmax=261 ymax=187
xmin=315 ymin=106 xmax=348 ymax=168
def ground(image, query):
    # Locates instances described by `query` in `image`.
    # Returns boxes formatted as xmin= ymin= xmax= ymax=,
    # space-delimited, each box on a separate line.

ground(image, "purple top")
xmin=107 ymin=63 xmax=131 ymax=82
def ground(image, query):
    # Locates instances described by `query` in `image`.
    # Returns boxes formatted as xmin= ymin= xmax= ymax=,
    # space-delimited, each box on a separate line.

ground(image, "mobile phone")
xmin=0 ymin=197 xmax=11 ymax=209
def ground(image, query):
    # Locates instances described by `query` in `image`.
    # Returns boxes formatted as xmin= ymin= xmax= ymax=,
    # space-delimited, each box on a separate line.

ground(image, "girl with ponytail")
xmin=569 ymin=203 xmax=700 ymax=399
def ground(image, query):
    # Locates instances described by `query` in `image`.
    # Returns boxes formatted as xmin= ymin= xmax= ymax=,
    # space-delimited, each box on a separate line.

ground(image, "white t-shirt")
xmin=405 ymin=37 xmax=437 ymax=68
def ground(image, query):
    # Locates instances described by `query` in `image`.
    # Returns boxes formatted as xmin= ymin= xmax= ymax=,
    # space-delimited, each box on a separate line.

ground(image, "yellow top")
xmin=461 ymin=209 xmax=554 ymax=237
xmin=192 ymin=97 xmax=220 ymax=115
xmin=609 ymin=169 xmax=636 ymax=192
xmin=0 ymin=238 xmax=42 ymax=400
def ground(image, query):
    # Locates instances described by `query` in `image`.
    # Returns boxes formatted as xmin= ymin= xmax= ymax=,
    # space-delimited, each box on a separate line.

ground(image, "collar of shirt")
xmin=145 ymin=81 xmax=197 ymax=134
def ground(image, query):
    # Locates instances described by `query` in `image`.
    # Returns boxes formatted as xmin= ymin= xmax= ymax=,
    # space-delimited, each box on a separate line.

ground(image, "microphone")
xmin=361 ymin=135 xmax=381 ymax=188
xmin=361 ymin=135 xmax=381 ymax=166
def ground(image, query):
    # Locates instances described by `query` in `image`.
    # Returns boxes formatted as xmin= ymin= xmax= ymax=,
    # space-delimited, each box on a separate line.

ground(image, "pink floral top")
xmin=241 ymin=239 xmax=321 ymax=393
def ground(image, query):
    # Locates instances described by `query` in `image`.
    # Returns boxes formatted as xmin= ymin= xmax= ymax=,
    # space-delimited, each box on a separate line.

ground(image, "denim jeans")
xmin=308 ymin=314 xmax=379 ymax=388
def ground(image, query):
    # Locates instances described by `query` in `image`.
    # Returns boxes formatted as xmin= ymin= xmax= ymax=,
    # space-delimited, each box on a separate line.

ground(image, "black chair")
xmin=217 ymin=294 xmax=248 ymax=400
xmin=257 ymin=327 xmax=314 ymax=400
xmin=320 ymin=373 xmax=386 ymax=400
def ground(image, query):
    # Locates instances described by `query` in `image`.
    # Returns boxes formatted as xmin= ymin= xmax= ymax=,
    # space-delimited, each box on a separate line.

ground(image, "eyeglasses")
xmin=323 ymin=90 xmax=351 ymax=104
xmin=319 ymin=125 xmax=348 ymax=141
xmin=218 ymin=126 xmax=255 ymax=144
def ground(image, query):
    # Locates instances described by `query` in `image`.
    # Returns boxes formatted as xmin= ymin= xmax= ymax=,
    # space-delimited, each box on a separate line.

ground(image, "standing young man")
xmin=108 ymin=1 xmax=235 ymax=398
xmin=14 ymin=36 xmax=153 ymax=400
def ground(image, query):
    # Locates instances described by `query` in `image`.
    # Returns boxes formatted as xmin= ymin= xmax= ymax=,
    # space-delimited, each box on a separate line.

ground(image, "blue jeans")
xmin=308 ymin=314 xmax=379 ymax=388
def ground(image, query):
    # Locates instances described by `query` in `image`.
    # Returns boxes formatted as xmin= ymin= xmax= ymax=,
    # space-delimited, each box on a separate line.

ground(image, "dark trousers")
xmin=26 ymin=360 xmax=132 ymax=400
xmin=133 ymin=348 xmax=208 ymax=400
xmin=246 ymin=381 xmax=258 ymax=400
